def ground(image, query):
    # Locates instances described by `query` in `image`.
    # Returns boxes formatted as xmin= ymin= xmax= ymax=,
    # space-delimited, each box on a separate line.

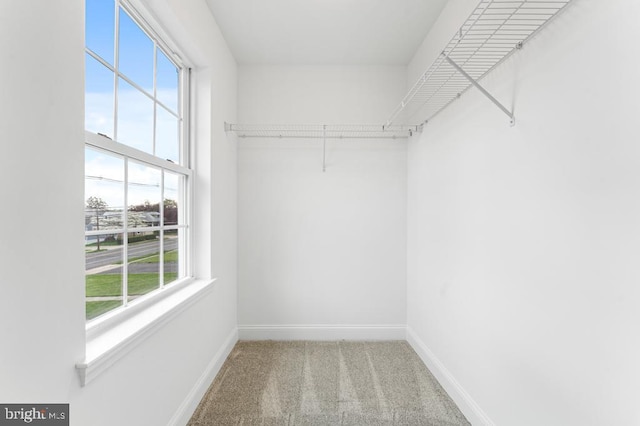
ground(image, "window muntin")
xmin=85 ymin=0 xmax=190 ymax=322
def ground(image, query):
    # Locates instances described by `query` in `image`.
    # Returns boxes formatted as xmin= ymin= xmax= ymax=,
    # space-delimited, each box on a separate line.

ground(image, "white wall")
xmin=406 ymin=0 xmax=476 ymax=87
xmin=406 ymin=0 xmax=640 ymax=425
xmin=0 ymin=0 xmax=86 ymax=405
xmin=0 ymin=1 xmax=238 ymax=425
xmin=237 ymin=66 xmax=407 ymax=337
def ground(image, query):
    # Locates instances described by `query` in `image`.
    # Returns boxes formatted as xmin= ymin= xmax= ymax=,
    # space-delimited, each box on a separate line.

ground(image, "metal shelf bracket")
xmin=322 ymin=124 xmax=327 ymax=172
xmin=443 ymin=53 xmax=515 ymax=127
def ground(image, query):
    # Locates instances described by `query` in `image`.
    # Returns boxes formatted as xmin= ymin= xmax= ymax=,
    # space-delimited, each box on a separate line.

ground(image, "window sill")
xmin=76 ymin=278 xmax=216 ymax=386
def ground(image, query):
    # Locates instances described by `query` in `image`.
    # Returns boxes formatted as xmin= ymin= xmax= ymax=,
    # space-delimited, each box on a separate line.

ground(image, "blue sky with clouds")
xmin=85 ymin=0 xmax=181 ymax=207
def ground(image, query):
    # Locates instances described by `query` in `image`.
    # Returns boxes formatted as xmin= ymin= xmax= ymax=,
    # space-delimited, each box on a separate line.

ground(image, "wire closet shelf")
xmin=224 ymin=123 xmax=422 ymax=139
xmin=225 ymin=0 xmax=573 ymax=139
xmin=386 ymin=0 xmax=573 ymax=127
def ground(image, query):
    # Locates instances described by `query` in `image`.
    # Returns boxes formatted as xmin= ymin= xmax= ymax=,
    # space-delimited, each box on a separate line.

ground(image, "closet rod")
xmin=225 ymin=123 xmax=422 ymax=139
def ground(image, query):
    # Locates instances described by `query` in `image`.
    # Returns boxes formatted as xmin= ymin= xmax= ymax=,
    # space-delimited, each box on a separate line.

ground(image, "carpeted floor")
xmin=188 ymin=341 xmax=470 ymax=425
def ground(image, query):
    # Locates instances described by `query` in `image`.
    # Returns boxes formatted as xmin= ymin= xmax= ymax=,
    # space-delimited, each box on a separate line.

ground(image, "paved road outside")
xmin=85 ymin=238 xmax=178 ymax=270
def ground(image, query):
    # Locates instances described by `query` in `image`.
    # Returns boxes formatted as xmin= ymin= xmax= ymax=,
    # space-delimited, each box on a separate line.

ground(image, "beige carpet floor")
xmin=188 ymin=341 xmax=470 ymax=426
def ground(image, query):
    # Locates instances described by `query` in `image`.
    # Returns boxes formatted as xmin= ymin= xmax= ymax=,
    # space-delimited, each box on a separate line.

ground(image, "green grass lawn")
xmin=86 ymin=300 xmax=122 ymax=320
xmin=86 ymin=246 xmax=179 ymax=320
xmin=86 ymin=272 xmax=179 ymax=320
xmin=86 ymin=272 xmax=178 ymax=296
xmin=126 ymin=250 xmax=178 ymax=264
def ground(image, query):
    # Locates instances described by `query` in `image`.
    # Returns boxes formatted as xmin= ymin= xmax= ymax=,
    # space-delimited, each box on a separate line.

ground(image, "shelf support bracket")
xmin=322 ymin=125 xmax=327 ymax=172
xmin=443 ymin=53 xmax=515 ymax=126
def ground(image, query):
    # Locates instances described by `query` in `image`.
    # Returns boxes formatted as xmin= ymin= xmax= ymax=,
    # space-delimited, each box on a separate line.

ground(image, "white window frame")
xmin=84 ymin=0 xmax=193 ymax=325
xmin=85 ymin=133 xmax=193 ymax=319
xmin=78 ymin=0 xmax=214 ymax=386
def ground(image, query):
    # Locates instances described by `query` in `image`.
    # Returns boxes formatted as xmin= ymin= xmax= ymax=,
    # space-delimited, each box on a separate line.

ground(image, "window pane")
xmin=128 ymin=161 xmax=161 ymax=229
xmin=163 ymin=232 xmax=179 ymax=285
xmin=156 ymin=105 xmax=179 ymax=163
xmin=85 ymin=0 xmax=188 ymax=322
xmin=118 ymin=8 xmax=154 ymax=93
xmin=85 ymin=148 xmax=124 ymax=230
xmin=86 ymin=0 xmax=114 ymax=65
xmin=164 ymin=172 xmax=181 ymax=226
xmin=117 ymin=78 xmax=153 ymax=153
xmin=86 ymin=233 xmax=124 ymax=320
xmin=85 ymin=54 xmax=114 ymax=137
xmin=127 ymin=232 xmax=160 ymax=300
xmin=156 ymin=49 xmax=179 ymax=113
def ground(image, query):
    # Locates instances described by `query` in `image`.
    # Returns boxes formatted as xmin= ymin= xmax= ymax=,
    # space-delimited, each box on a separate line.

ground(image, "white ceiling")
xmin=205 ymin=0 xmax=450 ymax=65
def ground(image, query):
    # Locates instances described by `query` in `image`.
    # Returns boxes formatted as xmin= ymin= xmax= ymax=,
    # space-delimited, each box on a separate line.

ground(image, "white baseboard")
xmin=168 ymin=327 xmax=238 ymax=426
xmin=406 ymin=327 xmax=495 ymax=426
xmin=238 ymin=324 xmax=406 ymax=340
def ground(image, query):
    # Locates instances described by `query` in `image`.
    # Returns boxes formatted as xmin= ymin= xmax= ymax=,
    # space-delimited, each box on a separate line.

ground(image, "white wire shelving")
xmin=225 ymin=0 xmax=574 ymax=141
xmin=224 ymin=123 xmax=422 ymax=139
xmin=386 ymin=0 xmax=573 ymax=127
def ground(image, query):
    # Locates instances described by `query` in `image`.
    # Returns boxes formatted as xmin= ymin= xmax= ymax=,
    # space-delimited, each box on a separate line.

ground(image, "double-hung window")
xmin=84 ymin=0 xmax=191 ymax=322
